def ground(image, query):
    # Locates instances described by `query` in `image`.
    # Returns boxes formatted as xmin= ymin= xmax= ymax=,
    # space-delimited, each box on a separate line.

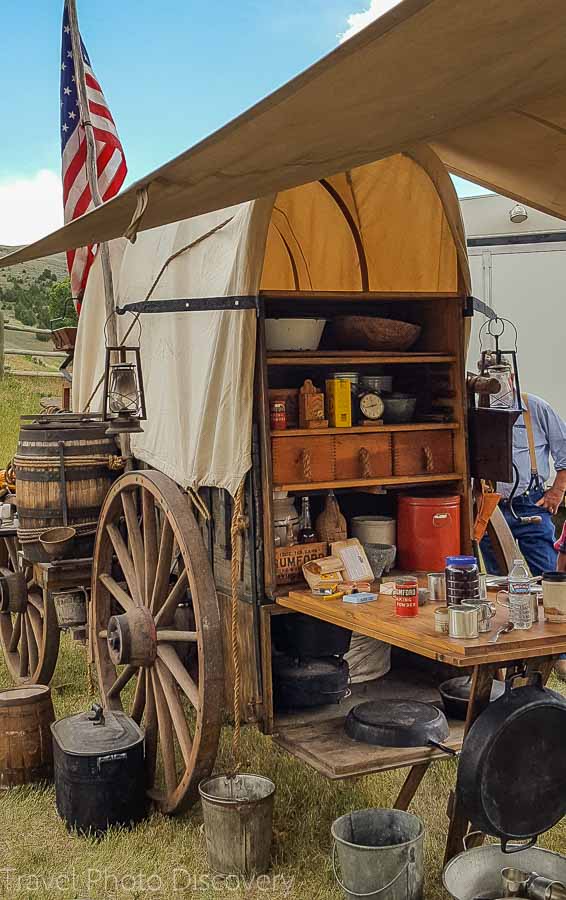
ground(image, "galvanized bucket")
xmin=199 ymin=774 xmax=275 ymax=876
xmin=53 ymin=587 xmax=88 ymax=630
xmin=331 ymin=808 xmax=424 ymax=900
xmin=443 ymin=844 xmax=566 ymax=900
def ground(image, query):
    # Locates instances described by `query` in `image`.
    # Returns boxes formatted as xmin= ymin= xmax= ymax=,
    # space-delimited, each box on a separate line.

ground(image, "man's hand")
xmin=536 ymin=487 xmax=565 ymax=516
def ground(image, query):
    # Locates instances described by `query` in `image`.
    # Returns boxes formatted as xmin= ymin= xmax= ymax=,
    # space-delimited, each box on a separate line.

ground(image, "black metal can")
xmin=51 ymin=704 xmax=147 ymax=835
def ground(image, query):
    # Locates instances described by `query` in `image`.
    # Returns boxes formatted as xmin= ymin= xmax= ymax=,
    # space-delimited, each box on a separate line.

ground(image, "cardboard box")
xmin=326 ymin=379 xmax=352 ymax=428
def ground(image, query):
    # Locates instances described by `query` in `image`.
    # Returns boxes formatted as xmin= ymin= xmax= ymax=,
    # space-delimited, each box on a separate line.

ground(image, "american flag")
xmin=60 ymin=2 xmax=127 ymax=306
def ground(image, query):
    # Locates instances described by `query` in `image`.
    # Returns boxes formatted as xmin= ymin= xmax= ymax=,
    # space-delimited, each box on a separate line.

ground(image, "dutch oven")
xmin=273 ymin=655 xmax=350 ymax=709
xmin=457 ymin=673 xmax=566 ymax=852
xmin=344 ymin=699 xmax=456 ymax=755
xmin=439 ymin=676 xmax=505 ymax=721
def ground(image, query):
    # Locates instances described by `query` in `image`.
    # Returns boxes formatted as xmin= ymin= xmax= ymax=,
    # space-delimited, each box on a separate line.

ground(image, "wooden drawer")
xmin=334 ymin=433 xmax=392 ymax=480
xmin=393 ymin=431 xmax=454 ymax=476
xmin=272 ymin=436 xmax=335 ymax=486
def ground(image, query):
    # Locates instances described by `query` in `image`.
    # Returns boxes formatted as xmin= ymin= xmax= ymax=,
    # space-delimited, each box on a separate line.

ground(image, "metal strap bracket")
xmin=116 ymin=295 xmax=261 ymax=316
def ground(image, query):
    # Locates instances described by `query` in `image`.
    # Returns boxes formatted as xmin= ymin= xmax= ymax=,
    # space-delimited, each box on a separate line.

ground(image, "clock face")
xmin=359 ymin=392 xmax=384 ymax=420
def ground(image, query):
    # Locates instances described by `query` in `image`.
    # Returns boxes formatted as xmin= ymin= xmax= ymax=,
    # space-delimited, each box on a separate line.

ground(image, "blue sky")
xmin=0 ymin=0 xmax=486 ymax=244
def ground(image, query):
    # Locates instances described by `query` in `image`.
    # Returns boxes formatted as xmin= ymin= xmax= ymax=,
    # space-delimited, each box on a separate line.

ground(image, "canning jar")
xmin=445 ymin=555 xmax=480 ymax=605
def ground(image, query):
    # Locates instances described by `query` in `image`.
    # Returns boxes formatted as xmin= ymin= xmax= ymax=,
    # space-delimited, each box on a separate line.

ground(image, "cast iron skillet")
xmin=345 ymin=699 xmax=457 ymax=755
xmin=457 ymin=672 xmax=566 ymax=853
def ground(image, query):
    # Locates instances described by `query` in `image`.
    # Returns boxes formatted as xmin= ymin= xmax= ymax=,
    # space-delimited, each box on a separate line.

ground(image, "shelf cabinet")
xmin=392 ymin=431 xmax=454 ymax=477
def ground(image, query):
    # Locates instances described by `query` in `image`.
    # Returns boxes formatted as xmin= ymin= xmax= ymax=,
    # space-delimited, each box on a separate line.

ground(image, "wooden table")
xmin=277 ymin=588 xmax=566 ymax=862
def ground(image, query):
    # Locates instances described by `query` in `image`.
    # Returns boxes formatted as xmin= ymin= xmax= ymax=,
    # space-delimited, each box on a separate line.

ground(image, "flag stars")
xmin=67 ymin=51 xmax=73 ymax=59
xmin=64 ymin=86 xmax=72 ymax=95
xmin=62 ymin=123 xmax=69 ymax=133
xmin=64 ymin=25 xmax=70 ymax=34
xmin=61 ymin=62 xmax=66 ymax=71
xmin=69 ymin=110 xmax=76 ymax=120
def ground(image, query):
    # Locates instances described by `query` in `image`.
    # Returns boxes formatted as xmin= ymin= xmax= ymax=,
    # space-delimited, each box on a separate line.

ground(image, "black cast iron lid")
xmin=51 ymin=705 xmax=144 ymax=756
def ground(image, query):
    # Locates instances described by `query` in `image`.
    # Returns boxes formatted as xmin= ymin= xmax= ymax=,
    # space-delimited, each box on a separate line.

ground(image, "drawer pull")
xmin=359 ymin=447 xmax=373 ymax=479
xmin=423 ymin=446 xmax=434 ymax=472
xmin=301 ymin=449 xmax=313 ymax=482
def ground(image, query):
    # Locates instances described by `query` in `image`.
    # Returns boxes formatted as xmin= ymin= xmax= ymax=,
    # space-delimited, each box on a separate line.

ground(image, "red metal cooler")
xmin=397 ymin=495 xmax=461 ymax=572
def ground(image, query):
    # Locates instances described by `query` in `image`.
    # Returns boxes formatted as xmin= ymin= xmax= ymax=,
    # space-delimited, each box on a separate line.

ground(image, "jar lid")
xmin=446 ymin=556 xmax=477 ymax=567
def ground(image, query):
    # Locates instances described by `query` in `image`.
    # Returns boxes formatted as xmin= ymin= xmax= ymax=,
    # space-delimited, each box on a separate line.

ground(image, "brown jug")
xmin=315 ymin=491 xmax=347 ymax=543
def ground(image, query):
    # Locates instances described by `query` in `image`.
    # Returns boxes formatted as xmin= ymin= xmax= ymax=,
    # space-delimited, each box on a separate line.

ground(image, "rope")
xmin=229 ymin=479 xmax=246 ymax=774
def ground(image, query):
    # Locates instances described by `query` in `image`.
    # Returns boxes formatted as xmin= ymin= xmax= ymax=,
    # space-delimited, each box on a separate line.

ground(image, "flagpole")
xmin=66 ymin=0 xmax=118 ymax=347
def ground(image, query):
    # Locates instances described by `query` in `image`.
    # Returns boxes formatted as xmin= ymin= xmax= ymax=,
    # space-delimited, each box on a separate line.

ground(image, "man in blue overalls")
xmin=481 ymin=393 xmax=566 ymax=575
xmin=480 ymin=393 xmax=566 ymax=679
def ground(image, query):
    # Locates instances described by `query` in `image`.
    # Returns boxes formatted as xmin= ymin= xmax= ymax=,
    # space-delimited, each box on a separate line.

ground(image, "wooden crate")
xmin=275 ymin=542 xmax=327 ymax=585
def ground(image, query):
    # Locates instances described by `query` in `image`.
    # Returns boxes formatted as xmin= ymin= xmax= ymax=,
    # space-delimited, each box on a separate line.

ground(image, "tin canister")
xmin=394 ymin=576 xmax=419 ymax=617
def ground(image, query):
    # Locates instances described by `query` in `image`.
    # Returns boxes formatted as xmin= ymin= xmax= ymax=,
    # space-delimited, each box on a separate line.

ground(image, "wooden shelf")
xmin=267 ymin=351 xmax=456 ymax=366
xmin=273 ymin=473 xmax=463 ymax=492
xmin=271 ymin=423 xmax=459 ymax=438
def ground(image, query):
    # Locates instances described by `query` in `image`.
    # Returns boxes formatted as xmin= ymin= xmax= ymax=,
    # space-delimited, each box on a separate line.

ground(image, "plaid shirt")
xmin=555 ymin=521 xmax=566 ymax=555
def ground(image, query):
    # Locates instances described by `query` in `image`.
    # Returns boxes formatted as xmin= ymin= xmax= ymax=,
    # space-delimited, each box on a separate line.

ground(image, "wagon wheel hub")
xmin=107 ymin=606 xmax=157 ymax=667
xmin=0 ymin=571 xmax=28 ymax=614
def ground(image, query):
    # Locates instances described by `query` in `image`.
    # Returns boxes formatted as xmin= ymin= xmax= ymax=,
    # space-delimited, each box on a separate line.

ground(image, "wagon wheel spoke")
xmin=27 ymin=593 xmax=44 ymax=614
xmin=155 ymin=658 xmax=193 ymax=766
xmin=98 ymin=573 xmax=136 ymax=613
xmin=150 ymin=521 xmax=174 ymax=614
xmin=154 ymin=570 xmax=188 ymax=627
xmin=142 ymin=488 xmax=159 ymax=607
xmin=144 ymin=669 xmax=158 ymax=788
xmin=19 ymin=616 xmax=29 ymax=677
xmin=106 ymin=523 xmax=142 ymax=606
xmin=131 ymin=668 xmax=147 ymax=724
xmin=121 ymin=490 xmax=146 ymax=603
xmin=108 ymin=664 xmax=138 ymax=699
xmin=151 ymin=668 xmax=178 ymax=795
xmin=8 ymin=612 xmax=22 ymax=652
xmin=92 ymin=470 xmax=223 ymax=815
xmin=25 ymin=616 xmax=39 ymax=675
xmin=6 ymin=538 xmax=19 ymax=571
xmin=157 ymin=643 xmax=199 ymax=709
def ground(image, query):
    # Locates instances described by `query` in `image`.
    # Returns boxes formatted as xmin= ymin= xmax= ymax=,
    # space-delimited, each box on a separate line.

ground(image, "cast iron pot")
xmin=439 ymin=676 xmax=505 ymax=721
xmin=271 ymin=612 xmax=352 ymax=660
xmin=456 ymin=673 xmax=566 ymax=853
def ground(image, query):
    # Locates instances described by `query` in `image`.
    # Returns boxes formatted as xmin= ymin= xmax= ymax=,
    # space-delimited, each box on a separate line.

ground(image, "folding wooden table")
xmin=276 ymin=588 xmax=566 ymax=861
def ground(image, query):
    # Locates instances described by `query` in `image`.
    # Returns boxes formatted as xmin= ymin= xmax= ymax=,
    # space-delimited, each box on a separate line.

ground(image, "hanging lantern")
xmin=478 ymin=316 xmax=522 ymax=413
xmin=102 ymin=345 xmax=147 ymax=435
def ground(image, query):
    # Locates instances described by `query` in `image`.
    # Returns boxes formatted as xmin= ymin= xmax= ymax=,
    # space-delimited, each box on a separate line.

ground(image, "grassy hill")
xmin=0 ymin=245 xmax=67 ymax=288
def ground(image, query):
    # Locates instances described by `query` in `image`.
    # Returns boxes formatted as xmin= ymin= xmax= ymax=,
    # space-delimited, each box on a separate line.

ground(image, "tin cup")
xmin=427 ymin=572 xmax=446 ymax=602
xmin=448 ymin=603 xmax=479 ymax=639
xmin=394 ymin=576 xmax=419 ymax=617
xmin=501 ymin=867 xmax=531 ymax=898
xmin=465 ymin=598 xmax=496 ymax=633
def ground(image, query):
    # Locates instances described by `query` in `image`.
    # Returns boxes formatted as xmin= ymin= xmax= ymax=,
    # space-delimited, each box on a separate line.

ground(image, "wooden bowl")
xmin=334 ymin=316 xmax=421 ymax=352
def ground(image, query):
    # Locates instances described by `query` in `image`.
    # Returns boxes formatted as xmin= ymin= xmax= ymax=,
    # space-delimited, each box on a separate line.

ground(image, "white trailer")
xmin=462 ymin=194 xmax=566 ymax=420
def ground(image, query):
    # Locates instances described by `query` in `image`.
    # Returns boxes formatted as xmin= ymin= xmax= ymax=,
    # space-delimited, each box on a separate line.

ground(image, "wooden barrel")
xmin=0 ymin=685 xmax=55 ymax=787
xmin=14 ymin=414 xmax=121 ymax=562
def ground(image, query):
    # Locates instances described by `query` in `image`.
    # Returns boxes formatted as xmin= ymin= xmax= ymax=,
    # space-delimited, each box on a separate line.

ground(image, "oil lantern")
xmin=102 ymin=345 xmax=147 ymax=435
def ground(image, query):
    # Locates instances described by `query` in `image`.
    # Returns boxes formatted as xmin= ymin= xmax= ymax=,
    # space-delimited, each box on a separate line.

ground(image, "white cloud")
xmin=340 ymin=0 xmax=402 ymax=42
xmin=0 ymin=170 xmax=63 ymax=246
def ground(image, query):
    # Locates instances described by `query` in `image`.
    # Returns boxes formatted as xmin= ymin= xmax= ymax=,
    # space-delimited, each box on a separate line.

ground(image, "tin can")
xmin=270 ymin=400 xmax=287 ymax=431
xmin=394 ymin=576 xmax=419 ymax=617
xmin=435 ymin=606 xmax=450 ymax=634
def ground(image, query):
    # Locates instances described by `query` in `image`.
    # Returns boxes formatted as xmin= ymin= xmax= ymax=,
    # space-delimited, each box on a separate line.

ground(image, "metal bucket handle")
xmin=332 ymin=843 xmax=415 ymax=898
xmin=462 ymin=831 xmax=538 ymax=854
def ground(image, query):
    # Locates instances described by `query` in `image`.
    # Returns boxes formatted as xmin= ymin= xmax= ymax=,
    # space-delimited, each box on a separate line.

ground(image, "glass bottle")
xmin=298 ymin=496 xmax=317 ymax=544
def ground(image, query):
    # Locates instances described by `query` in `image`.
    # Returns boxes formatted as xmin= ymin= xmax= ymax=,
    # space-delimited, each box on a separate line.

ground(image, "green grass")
xmin=0 ymin=375 xmax=565 ymax=899
xmin=0 ymin=374 xmax=60 ymax=466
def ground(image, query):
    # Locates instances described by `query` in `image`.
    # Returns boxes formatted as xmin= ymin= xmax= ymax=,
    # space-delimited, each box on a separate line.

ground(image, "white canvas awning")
xmin=2 ymin=0 xmax=566 ymax=271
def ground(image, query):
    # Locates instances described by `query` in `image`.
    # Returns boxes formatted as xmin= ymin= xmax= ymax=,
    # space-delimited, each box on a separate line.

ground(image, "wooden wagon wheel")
xmin=91 ymin=470 xmax=224 ymax=815
xmin=0 ymin=535 xmax=60 ymax=684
